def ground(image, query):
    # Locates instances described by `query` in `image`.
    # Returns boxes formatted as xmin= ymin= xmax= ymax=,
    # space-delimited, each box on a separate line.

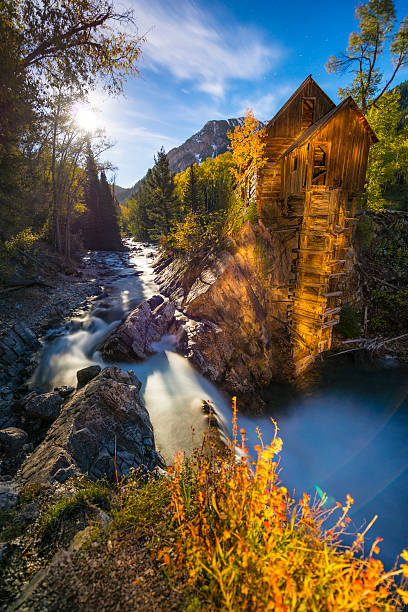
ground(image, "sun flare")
xmin=74 ymin=105 xmax=100 ymax=132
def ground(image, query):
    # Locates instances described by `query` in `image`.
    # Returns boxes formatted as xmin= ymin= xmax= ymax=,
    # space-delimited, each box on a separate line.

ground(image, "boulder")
xmin=99 ymin=295 xmax=183 ymax=361
xmin=76 ymin=365 xmax=101 ymax=386
xmin=0 ymin=542 xmax=10 ymax=564
xmin=20 ymin=366 xmax=162 ymax=484
xmin=54 ymin=385 xmax=75 ymax=398
xmin=24 ymin=392 xmax=62 ymax=422
xmin=0 ymin=427 xmax=28 ymax=457
xmin=0 ymin=481 xmax=20 ymax=511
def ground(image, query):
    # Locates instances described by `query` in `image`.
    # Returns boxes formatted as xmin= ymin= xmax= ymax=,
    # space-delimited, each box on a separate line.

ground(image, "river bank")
xmin=0 ymin=239 xmax=408 ymax=610
xmin=0 ymin=244 xmax=149 ymax=428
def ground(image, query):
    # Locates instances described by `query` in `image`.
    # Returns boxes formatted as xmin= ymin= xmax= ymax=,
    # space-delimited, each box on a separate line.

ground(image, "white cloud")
xmin=129 ymin=0 xmax=284 ymax=98
xmin=237 ymin=84 xmax=295 ymax=121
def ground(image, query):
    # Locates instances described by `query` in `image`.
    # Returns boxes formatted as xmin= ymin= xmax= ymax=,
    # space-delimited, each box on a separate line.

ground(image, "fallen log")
xmin=0 ymin=280 xmax=54 ymax=294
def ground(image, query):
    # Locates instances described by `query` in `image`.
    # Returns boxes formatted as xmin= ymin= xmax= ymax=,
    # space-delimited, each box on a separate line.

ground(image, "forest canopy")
xmin=0 ymin=0 xmax=144 ymax=270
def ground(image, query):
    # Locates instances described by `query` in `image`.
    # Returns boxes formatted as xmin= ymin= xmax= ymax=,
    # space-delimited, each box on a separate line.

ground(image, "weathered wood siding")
xmin=281 ymin=105 xmax=371 ymax=198
xmin=267 ymin=81 xmax=334 ymax=141
xmin=238 ymin=77 xmax=375 ymax=378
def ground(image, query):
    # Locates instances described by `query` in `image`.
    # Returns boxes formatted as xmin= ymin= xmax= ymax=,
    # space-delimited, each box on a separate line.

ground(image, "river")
xmin=31 ymin=240 xmax=408 ymax=569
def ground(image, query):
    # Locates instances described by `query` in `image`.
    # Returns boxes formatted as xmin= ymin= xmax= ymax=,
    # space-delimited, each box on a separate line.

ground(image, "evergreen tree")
xmin=83 ymin=143 xmax=101 ymax=249
xmin=99 ymin=170 xmax=122 ymax=249
xmin=128 ymin=170 xmax=151 ymax=242
xmin=146 ymin=147 xmax=179 ymax=241
xmin=183 ymin=164 xmax=204 ymax=212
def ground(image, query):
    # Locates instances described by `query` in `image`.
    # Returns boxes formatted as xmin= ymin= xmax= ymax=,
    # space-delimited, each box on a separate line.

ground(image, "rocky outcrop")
xmin=20 ymin=366 xmax=162 ymax=484
xmin=0 ymin=481 xmax=20 ymax=511
xmin=155 ymin=222 xmax=294 ymax=394
xmin=0 ymin=323 xmax=41 ymax=428
xmin=167 ymin=118 xmax=247 ymax=174
xmin=99 ymin=295 xmax=185 ymax=361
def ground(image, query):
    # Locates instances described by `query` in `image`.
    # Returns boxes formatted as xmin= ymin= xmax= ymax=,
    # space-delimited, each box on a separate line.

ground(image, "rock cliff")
xmin=155 ymin=222 xmax=295 ymax=395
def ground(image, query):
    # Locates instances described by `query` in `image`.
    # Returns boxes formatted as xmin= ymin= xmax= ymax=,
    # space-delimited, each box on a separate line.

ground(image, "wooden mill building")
xmin=245 ymin=75 xmax=377 ymax=374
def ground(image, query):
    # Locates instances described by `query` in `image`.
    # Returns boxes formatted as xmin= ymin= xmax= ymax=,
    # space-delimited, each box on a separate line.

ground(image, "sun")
xmin=74 ymin=105 xmax=100 ymax=132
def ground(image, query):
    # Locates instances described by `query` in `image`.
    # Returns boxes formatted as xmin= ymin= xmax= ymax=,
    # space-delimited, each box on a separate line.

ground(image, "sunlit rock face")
xmin=155 ymin=222 xmax=296 ymax=394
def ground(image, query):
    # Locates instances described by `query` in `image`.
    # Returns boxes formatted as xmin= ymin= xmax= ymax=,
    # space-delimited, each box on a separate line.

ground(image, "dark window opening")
xmin=302 ymin=98 xmax=315 ymax=129
xmin=312 ymin=144 xmax=327 ymax=185
xmin=293 ymin=155 xmax=298 ymax=171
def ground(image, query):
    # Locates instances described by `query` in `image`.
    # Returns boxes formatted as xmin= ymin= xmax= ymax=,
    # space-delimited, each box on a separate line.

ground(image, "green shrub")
xmin=168 ymin=210 xmax=226 ymax=259
xmin=244 ymin=198 xmax=258 ymax=223
xmin=40 ymin=481 xmax=111 ymax=538
xmin=336 ymin=304 xmax=362 ymax=338
xmin=110 ymin=476 xmax=171 ymax=531
xmin=369 ymin=287 xmax=408 ymax=333
xmin=355 ymin=214 xmax=375 ymax=250
xmin=4 ymin=227 xmax=39 ymax=259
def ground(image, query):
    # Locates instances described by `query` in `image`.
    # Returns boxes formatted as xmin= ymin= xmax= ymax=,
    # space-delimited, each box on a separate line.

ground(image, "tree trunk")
xmin=51 ymin=102 xmax=62 ymax=253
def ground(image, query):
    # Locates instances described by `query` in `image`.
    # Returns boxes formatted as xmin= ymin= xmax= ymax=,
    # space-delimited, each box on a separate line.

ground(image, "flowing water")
xmin=31 ymin=240 xmax=408 ymax=569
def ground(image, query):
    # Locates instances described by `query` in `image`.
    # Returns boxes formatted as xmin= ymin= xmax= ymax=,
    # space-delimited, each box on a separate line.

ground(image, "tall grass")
xmin=161 ymin=399 xmax=408 ymax=611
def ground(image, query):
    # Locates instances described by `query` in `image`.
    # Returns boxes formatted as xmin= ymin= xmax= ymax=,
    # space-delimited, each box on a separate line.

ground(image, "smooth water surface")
xmin=32 ymin=241 xmax=408 ymax=568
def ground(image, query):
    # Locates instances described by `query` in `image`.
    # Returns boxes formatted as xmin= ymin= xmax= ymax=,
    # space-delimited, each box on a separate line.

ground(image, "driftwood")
xmin=330 ymin=333 xmax=408 ymax=358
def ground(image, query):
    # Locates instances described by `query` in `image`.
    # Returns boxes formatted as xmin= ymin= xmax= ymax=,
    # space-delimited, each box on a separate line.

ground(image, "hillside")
xmin=115 ymin=117 xmax=262 ymax=203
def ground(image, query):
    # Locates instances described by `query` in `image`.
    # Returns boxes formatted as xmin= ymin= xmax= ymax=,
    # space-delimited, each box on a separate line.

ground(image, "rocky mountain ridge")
xmin=116 ymin=117 xmax=264 ymax=204
xmin=166 ymin=118 xmax=243 ymax=175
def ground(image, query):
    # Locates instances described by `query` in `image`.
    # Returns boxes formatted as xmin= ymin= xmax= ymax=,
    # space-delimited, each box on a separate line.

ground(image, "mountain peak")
xmin=116 ymin=116 xmax=263 ymax=203
xmin=166 ymin=117 xmax=245 ymax=174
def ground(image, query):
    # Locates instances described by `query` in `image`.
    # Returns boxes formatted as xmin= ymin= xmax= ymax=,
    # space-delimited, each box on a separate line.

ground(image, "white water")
xmin=30 ymin=240 xmax=408 ymax=567
xmin=31 ymin=240 xmax=231 ymax=464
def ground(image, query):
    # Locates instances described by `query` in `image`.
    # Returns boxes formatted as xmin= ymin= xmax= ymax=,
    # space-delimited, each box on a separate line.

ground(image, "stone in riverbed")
xmin=99 ymin=295 xmax=184 ymax=361
xmin=54 ymin=385 xmax=75 ymax=398
xmin=24 ymin=392 xmax=62 ymax=422
xmin=76 ymin=365 xmax=101 ymax=386
xmin=0 ymin=481 xmax=20 ymax=510
xmin=20 ymin=366 xmax=162 ymax=484
xmin=0 ymin=427 xmax=28 ymax=457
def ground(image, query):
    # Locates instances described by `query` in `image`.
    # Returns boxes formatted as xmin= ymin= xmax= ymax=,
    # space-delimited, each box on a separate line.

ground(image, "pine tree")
xmin=82 ymin=146 xmax=122 ymax=250
xmin=83 ymin=143 xmax=101 ymax=249
xmin=183 ymin=164 xmax=204 ymax=213
xmin=99 ymin=170 xmax=122 ymax=249
xmin=128 ymin=170 xmax=151 ymax=242
xmin=146 ymin=147 xmax=179 ymax=241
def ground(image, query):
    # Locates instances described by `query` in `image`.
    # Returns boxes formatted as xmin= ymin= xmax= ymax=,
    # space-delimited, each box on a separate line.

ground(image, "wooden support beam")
xmin=329 ymin=272 xmax=346 ymax=278
xmin=325 ymin=291 xmax=342 ymax=298
xmin=322 ymin=318 xmax=340 ymax=329
xmin=301 ymin=281 xmax=327 ymax=288
xmin=322 ymin=307 xmax=341 ymax=317
xmin=292 ymin=248 xmax=331 ymax=254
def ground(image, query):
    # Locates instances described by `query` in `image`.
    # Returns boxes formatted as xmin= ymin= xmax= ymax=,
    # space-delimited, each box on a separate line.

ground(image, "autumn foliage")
xmin=160 ymin=400 xmax=408 ymax=611
xmin=227 ymin=109 xmax=267 ymax=186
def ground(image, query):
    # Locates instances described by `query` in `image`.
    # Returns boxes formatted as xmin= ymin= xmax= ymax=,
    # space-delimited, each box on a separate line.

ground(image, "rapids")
xmin=31 ymin=240 xmax=408 ymax=568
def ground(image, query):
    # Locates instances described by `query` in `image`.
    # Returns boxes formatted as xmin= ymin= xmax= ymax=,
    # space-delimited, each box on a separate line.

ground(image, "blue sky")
xmin=89 ymin=0 xmax=408 ymax=187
